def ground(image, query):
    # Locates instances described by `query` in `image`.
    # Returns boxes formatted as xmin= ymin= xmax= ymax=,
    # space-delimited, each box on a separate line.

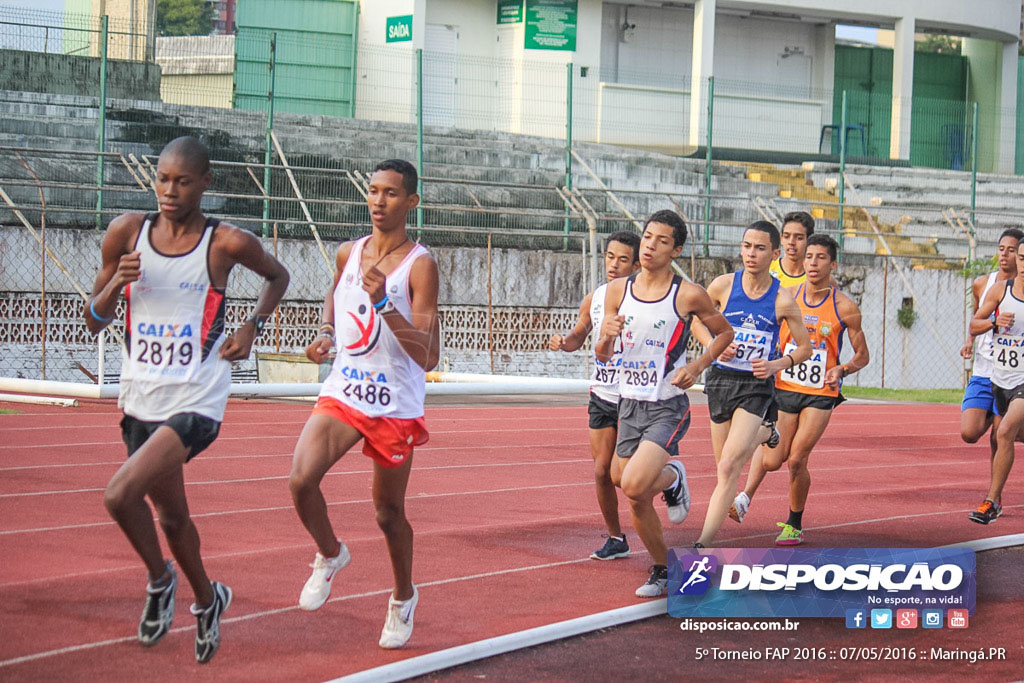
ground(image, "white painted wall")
xmin=354 ymin=0 xmax=422 ymax=124
xmin=596 ymin=4 xmax=832 ymax=151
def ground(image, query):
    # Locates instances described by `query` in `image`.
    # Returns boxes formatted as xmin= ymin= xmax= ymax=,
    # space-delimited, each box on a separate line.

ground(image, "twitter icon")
xmin=870 ymin=609 xmax=892 ymax=629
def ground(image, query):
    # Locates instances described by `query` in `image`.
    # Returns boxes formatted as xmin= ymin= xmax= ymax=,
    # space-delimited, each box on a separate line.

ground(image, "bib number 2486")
xmin=343 ymin=382 xmax=391 ymax=406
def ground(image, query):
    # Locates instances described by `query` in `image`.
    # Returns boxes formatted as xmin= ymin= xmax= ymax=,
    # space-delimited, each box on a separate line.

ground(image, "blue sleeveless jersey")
xmin=713 ymin=270 xmax=781 ymax=374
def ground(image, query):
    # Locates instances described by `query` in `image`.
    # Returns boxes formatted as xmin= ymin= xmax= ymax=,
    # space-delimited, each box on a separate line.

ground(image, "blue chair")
xmin=819 ymin=124 xmax=867 ymax=157
xmin=942 ymin=124 xmax=965 ymax=170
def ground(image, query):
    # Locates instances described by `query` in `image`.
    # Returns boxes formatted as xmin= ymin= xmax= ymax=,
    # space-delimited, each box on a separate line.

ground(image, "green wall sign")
xmin=386 ymin=14 xmax=413 ymax=43
xmin=525 ymin=0 xmax=576 ymax=51
xmin=497 ymin=0 xmax=523 ymax=24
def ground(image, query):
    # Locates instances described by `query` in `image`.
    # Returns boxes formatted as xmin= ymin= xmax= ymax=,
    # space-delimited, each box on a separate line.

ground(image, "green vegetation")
xmin=0 ymin=408 xmax=21 ymax=414
xmin=157 ymin=0 xmax=214 ymax=37
xmin=842 ymin=386 xmax=962 ymax=404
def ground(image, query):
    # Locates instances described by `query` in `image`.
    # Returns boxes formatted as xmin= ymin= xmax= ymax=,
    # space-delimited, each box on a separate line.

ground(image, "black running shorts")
xmin=120 ymin=412 xmax=221 ymax=462
xmin=616 ymin=393 xmax=691 ymax=458
xmin=588 ymin=393 xmax=619 ymax=430
xmin=775 ymin=388 xmax=845 ymax=414
xmin=993 ymin=382 xmax=1024 ymax=417
xmin=704 ymin=365 xmax=777 ymax=424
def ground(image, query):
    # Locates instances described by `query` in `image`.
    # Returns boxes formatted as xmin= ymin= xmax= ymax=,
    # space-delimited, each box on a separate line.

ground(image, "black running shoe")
xmin=191 ymin=581 xmax=232 ymax=664
xmin=762 ymin=421 xmax=780 ymax=449
xmin=635 ymin=565 xmax=668 ymax=598
xmin=590 ymin=534 xmax=630 ymax=560
xmin=138 ymin=564 xmax=177 ymax=646
xmin=968 ymin=499 xmax=1002 ymax=525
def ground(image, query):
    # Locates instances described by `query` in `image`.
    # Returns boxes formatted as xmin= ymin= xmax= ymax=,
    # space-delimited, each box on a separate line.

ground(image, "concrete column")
xmin=811 ymin=23 xmax=836 ymax=137
xmin=997 ymin=41 xmax=1018 ymax=173
xmin=889 ymin=15 xmax=915 ymax=160
xmin=688 ymin=0 xmax=716 ymax=148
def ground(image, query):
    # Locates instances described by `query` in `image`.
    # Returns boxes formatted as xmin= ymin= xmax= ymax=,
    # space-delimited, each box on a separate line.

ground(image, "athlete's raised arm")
xmin=363 ymin=253 xmax=440 ymax=371
xmin=972 ymin=281 xmax=1012 ymax=336
xmin=84 ymin=213 xmax=144 ymax=335
xmin=550 ymin=292 xmax=594 ymax=352
xmin=825 ymin=293 xmax=869 ymax=390
xmin=671 ymin=283 xmax=733 ymax=389
xmin=751 ymin=288 xmax=811 ymax=379
xmin=214 ymin=224 xmax=290 ymax=361
xmin=595 ymin=278 xmax=627 ymax=363
xmin=306 ymin=242 xmax=354 ymax=364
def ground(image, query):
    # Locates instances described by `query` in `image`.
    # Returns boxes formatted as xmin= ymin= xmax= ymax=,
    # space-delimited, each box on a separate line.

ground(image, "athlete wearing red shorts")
xmin=288 ymin=159 xmax=440 ymax=649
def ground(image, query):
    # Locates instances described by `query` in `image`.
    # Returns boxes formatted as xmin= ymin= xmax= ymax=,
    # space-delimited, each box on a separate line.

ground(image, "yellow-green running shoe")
xmin=775 ymin=522 xmax=803 ymax=546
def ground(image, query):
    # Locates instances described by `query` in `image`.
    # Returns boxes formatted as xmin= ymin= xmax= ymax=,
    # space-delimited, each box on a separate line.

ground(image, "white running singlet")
xmin=119 ymin=214 xmax=231 ymax=421
xmin=991 ymin=281 xmax=1024 ymax=390
xmin=616 ymin=274 xmax=691 ymax=402
xmin=971 ymin=272 xmax=999 ymax=379
xmin=320 ymin=236 xmax=429 ymax=418
xmin=590 ymin=283 xmax=620 ymax=403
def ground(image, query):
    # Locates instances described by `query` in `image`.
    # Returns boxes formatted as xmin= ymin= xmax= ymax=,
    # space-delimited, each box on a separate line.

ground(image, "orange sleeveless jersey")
xmin=775 ymin=284 xmax=846 ymax=397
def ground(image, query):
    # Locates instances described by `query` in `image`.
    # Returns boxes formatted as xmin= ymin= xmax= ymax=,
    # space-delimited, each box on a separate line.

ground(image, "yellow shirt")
xmin=769 ymin=258 xmax=806 ymax=288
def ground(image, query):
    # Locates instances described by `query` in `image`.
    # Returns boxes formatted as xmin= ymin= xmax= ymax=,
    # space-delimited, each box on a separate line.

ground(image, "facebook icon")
xmin=846 ymin=609 xmax=866 ymax=629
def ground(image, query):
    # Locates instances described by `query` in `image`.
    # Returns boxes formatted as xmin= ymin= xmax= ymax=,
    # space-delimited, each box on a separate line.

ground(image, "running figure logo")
xmin=677 ymin=554 xmax=718 ymax=595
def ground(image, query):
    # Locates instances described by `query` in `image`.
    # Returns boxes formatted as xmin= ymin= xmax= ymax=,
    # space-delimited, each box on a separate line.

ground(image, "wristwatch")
xmin=247 ymin=314 xmax=266 ymax=337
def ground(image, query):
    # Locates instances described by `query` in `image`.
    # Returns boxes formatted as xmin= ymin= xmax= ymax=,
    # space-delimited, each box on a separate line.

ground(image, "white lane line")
xmin=0 ymin=510 xmax=606 ymax=589
xmin=0 ymin=556 xmax=596 ymax=670
xmin=0 ymin=455 xmax=989 ymax=500
xmin=0 ymin=459 xmax=591 ymax=498
xmin=0 ymin=481 xmax=596 ymax=536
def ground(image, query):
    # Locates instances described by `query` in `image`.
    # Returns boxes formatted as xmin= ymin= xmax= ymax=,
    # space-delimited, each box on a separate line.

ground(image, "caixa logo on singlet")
xmin=339 ymin=303 xmax=382 ymax=356
xmin=178 ymin=281 xmax=206 ymax=292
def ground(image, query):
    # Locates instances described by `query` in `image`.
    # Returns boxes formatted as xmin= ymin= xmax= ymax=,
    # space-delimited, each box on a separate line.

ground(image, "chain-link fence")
xmin=0 ymin=142 xmax=999 ymax=392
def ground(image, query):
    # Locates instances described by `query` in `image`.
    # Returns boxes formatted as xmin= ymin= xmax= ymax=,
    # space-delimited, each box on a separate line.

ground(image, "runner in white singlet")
xmin=289 ymin=160 xmax=440 ymax=650
xmin=969 ymin=235 xmax=1024 ymax=525
xmin=959 ymin=230 xmax=1023 ymax=451
xmin=596 ymin=210 xmax=734 ymax=598
xmin=548 ymin=231 xmax=640 ymax=561
xmin=86 ymin=137 xmax=289 ymax=663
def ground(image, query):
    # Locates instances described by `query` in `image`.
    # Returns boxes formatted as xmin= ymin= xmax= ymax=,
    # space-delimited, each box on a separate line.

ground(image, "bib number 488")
xmin=997 ymin=348 xmax=1021 ymax=369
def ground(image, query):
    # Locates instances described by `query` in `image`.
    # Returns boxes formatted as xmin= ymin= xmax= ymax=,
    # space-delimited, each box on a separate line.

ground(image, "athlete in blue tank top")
xmin=690 ymin=221 xmax=811 ymax=548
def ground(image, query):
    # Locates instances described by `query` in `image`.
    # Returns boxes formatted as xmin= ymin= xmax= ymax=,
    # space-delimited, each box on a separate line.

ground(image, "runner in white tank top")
xmin=548 ymin=232 xmax=640 ymax=560
xmin=319 ymin=234 xmax=429 ymax=418
xmin=85 ymin=137 xmax=290 ymax=663
xmin=971 ymin=237 xmax=1024 ymax=525
xmin=960 ymin=229 xmax=1023 ymax=450
xmin=596 ymin=210 xmax=733 ymax=598
xmin=120 ymin=213 xmax=230 ymax=422
xmin=290 ymin=160 xmax=440 ymax=650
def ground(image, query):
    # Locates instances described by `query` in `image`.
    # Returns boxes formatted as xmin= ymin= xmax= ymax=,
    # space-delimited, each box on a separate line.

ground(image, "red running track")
xmin=0 ymin=398 xmax=1020 ymax=681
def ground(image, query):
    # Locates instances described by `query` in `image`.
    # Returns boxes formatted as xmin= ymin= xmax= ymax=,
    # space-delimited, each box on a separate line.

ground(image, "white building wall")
xmin=355 ymin=0 xmax=422 ymax=125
